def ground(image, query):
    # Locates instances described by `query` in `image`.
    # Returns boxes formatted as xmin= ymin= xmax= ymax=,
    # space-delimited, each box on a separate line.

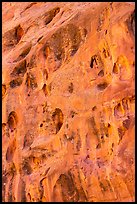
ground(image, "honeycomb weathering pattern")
xmin=2 ymin=2 xmax=135 ymax=202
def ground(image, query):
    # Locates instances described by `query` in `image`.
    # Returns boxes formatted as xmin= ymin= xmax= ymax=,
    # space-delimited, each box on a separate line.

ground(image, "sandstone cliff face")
xmin=2 ymin=2 xmax=135 ymax=202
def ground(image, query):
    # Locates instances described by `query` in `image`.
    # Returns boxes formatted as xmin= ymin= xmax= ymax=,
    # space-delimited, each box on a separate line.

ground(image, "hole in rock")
xmin=43 ymin=69 xmax=48 ymax=80
xmin=112 ymin=63 xmax=119 ymax=74
xmin=22 ymin=160 xmax=32 ymax=175
xmin=6 ymin=139 xmax=16 ymax=162
xmin=2 ymin=123 xmax=6 ymax=132
xmin=70 ymin=46 xmax=79 ymax=56
xmin=27 ymin=54 xmax=37 ymax=69
xmin=118 ymin=127 xmax=125 ymax=142
xmin=98 ymin=70 xmax=104 ymax=77
xmin=15 ymin=25 xmax=24 ymax=43
xmin=16 ymin=45 xmax=32 ymax=62
xmin=54 ymin=173 xmax=79 ymax=202
xmin=114 ymin=103 xmax=124 ymax=117
xmin=11 ymin=60 xmax=27 ymax=77
xmin=25 ymin=72 xmax=38 ymax=90
xmin=126 ymin=10 xmax=135 ymax=36
xmin=23 ymin=131 xmax=34 ymax=148
xmin=7 ymin=111 xmax=18 ymax=131
xmin=52 ymin=108 xmax=64 ymax=133
xmin=96 ymin=143 xmax=101 ymax=149
xmin=3 ymin=24 xmax=24 ymax=49
xmin=21 ymin=3 xmax=37 ymax=14
xmin=43 ymin=43 xmax=50 ymax=59
xmin=40 ymin=123 xmax=43 ymax=127
xmin=97 ymin=82 xmax=108 ymax=90
xmin=37 ymin=35 xmax=43 ymax=43
xmin=129 ymin=95 xmax=135 ymax=103
xmin=2 ymin=84 xmax=6 ymax=98
xmin=108 ymin=123 xmax=111 ymax=127
xmin=10 ymin=77 xmax=23 ymax=88
xmin=90 ymin=55 xmax=98 ymax=69
xmin=101 ymin=135 xmax=104 ymax=139
xmin=44 ymin=7 xmax=60 ymax=25
xmin=92 ymin=106 xmax=97 ymax=111
xmin=123 ymin=118 xmax=130 ymax=129
xmin=42 ymin=84 xmax=48 ymax=96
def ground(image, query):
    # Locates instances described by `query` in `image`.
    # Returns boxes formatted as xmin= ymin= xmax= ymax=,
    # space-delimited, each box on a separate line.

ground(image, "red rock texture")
xmin=2 ymin=2 xmax=135 ymax=202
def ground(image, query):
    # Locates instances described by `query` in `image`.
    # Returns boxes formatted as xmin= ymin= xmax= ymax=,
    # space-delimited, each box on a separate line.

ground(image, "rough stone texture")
xmin=2 ymin=2 xmax=135 ymax=202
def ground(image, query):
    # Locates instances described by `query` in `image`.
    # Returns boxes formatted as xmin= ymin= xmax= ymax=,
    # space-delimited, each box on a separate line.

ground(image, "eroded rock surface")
xmin=2 ymin=2 xmax=135 ymax=202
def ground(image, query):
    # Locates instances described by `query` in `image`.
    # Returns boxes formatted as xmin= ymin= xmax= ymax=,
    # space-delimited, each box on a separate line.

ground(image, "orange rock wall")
xmin=2 ymin=2 xmax=135 ymax=202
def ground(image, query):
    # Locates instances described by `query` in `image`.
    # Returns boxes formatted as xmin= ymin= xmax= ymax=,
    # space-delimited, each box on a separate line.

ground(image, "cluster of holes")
xmin=42 ymin=23 xmax=87 ymax=72
xmin=70 ymin=110 xmax=77 ymax=118
xmin=68 ymin=82 xmax=73 ymax=93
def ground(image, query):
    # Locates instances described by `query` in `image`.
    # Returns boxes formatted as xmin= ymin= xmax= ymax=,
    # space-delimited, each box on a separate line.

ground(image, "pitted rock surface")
xmin=2 ymin=2 xmax=135 ymax=202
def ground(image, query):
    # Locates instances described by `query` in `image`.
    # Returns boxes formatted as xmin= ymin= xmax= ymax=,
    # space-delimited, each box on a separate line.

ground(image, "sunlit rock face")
xmin=2 ymin=2 xmax=135 ymax=202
